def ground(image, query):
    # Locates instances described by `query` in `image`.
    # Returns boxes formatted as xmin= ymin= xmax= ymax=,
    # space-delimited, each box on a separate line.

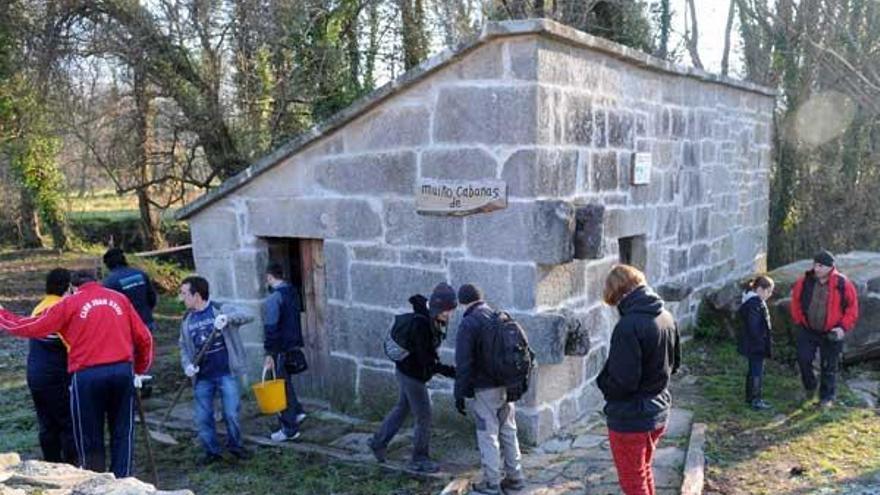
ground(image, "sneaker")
xmin=197 ymin=453 xmax=222 ymax=466
xmin=751 ymin=399 xmax=772 ymax=411
xmin=819 ymin=400 xmax=834 ymax=409
xmin=296 ymin=413 xmax=308 ymax=424
xmin=501 ymin=477 xmax=526 ymax=491
xmin=270 ymin=429 xmax=302 ymax=442
xmin=366 ymin=438 xmax=386 ymax=463
xmin=228 ymin=447 xmax=253 ymax=460
xmin=471 ymin=480 xmax=502 ymax=495
xmin=408 ymin=459 xmax=439 ymax=473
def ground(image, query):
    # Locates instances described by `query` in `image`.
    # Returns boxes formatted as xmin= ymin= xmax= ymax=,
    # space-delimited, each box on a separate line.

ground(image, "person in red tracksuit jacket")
xmin=0 ymin=269 xmax=153 ymax=478
xmin=790 ymin=250 xmax=859 ymax=408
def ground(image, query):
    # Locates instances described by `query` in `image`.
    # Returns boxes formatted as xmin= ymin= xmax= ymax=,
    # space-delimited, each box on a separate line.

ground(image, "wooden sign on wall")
xmin=416 ymin=179 xmax=507 ymax=216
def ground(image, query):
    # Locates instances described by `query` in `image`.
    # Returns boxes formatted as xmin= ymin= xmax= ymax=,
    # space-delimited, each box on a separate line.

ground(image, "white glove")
xmin=832 ymin=327 xmax=846 ymax=341
xmin=213 ymin=314 xmax=229 ymax=330
xmin=185 ymin=364 xmax=199 ymax=377
xmin=133 ymin=374 xmax=152 ymax=389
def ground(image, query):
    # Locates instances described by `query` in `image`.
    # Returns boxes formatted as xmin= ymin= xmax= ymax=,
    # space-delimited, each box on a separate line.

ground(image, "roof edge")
xmin=176 ymin=18 xmax=776 ymax=221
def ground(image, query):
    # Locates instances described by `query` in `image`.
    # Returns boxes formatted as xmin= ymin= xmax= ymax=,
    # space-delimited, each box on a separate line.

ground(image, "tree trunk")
xmin=18 ymin=187 xmax=43 ymax=249
xmin=721 ymin=0 xmax=735 ymax=75
xmin=133 ymin=60 xmax=164 ymax=250
xmin=399 ymin=0 xmax=428 ymax=70
xmin=685 ymin=0 xmax=704 ymax=69
xmin=656 ymin=0 xmax=671 ymax=60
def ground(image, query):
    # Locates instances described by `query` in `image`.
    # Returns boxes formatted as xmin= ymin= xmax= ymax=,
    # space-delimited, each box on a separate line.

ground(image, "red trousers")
xmin=608 ymin=427 xmax=666 ymax=495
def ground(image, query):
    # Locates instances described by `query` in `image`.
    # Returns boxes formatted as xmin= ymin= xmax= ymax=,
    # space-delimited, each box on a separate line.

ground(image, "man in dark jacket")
xmin=789 ymin=250 xmax=859 ymax=408
xmin=368 ymin=283 xmax=457 ymax=473
xmin=597 ymin=265 xmax=680 ymax=495
xmin=27 ymin=268 xmax=77 ymax=465
xmin=263 ymin=263 xmax=308 ymax=442
xmin=454 ymin=284 xmax=525 ymax=495
xmin=102 ymin=247 xmax=158 ymax=332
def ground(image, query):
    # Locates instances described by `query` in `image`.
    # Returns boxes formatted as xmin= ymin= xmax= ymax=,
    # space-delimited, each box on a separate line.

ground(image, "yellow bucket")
xmin=252 ymin=367 xmax=287 ymax=415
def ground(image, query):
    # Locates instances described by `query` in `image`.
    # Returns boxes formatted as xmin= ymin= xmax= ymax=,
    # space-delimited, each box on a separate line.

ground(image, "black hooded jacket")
xmin=737 ymin=293 xmax=772 ymax=358
xmin=597 ymin=286 xmax=681 ymax=433
xmin=396 ymin=295 xmax=455 ymax=383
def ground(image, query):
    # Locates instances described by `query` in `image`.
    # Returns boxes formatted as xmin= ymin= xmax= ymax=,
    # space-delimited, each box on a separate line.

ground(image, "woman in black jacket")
xmin=738 ymin=275 xmax=774 ymax=410
xmin=368 ymin=283 xmax=457 ymax=473
xmin=597 ymin=264 xmax=681 ymax=495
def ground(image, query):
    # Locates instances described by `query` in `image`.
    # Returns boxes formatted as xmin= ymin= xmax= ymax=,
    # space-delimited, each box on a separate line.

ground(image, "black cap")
xmin=457 ymin=284 xmax=484 ymax=305
xmin=813 ymin=250 xmax=835 ymax=267
xmin=429 ymin=283 xmax=457 ymax=317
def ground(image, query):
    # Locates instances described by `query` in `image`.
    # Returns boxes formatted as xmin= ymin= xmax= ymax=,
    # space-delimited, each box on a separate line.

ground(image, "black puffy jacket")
xmin=737 ymin=293 xmax=772 ymax=358
xmin=396 ymin=295 xmax=455 ymax=383
xmin=597 ymin=286 xmax=681 ymax=433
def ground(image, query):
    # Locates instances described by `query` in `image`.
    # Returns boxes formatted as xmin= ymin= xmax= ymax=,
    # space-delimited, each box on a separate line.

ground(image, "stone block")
xmin=656 ymin=282 xmax=693 ymax=302
xmin=689 ymin=243 xmax=711 ymax=268
xmin=563 ymin=92 xmax=593 ymax=145
xmin=436 ymin=41 xmax=503 ymax=81
xmin=532 ymin=356 xmax=586 ymax=404
xmin=384 ymin=200 xmax=464 ymax=248
xmin=695 ymin=207 xmax=710 ymax=240
xmin=190 ymin=208 xmax=239 ymax=255
xmin=671 ymin=109 xmax=686 ymax=138
xmin=574 ymin=204 xmax=605 ymax=260
xmin=618 ymin=151 xmax=632 ymax=187
xmin=591 ymin=151 xmax=618 ymax=191
xmin=502 ymin=149 xmax=577 ymax=197
xmin=584 ymin=344 xmax=609 ymax=380
xmin=350 ymin=263 xmax=446 ymax=308
xmin=564 ymin=314 xmax=591 ymax=357
xmin=577 ymin=380 xmax=605 ymax=417
xmin=681 ymin=171 xmax=703 ymax=206
xmin=324 ymin=241 xmax=350 ymax=301
xmin=511 ymin=264 xmax=538 ymax=310
xmin=193 ymin=256 xmax=235 ymax=300
xmin=605 ymin=208 xmax=651 ymax=240
xmin=325 ymin=354 xmax=358 ymax=411
xmin=516 ymin=407 xmax=555 ymax=445
xmin=678 ymin=210 xmax=695 ymax=245
xmin=507 ymin=38 xmax=539 ymax=80
xmin=399 ymin=248 xmax=443 ymax=266
xmin=682 ymin=142 xmax=698 ymax=168
xmin=465 ymin=201 xmax=575 ymax=264
xmin=248 ymin=198 xmax=382 ymax=240
xmin=585 ymin=260 xmax=615 ymax=303
xmin=359 ymin=366 xmax=399 ymax=415
xmin=608 ymin=110 xmax=634 ymax=149
xmin=536 ymin=261 xmax=586 ymax=307
xmin=536 ymin=85 xmax=564 ymax=144
xmin=346 ymin=306 xmax=396 ymax=359
xmin=449 ymin=259 xmax=513 ymax=309
xmin=316 ymin=151 xmax=416 ymax=195
xmin=351 ymin=244 xmax=398 ymax=263
xmin=346 ymin=105 xmax=430 ymax=151
xmin=734 ymin=230 xmax=760 ymax=266
xmin=434 ymin=86 xmax=538 ymax=145
xmin=233 ymin=250 xmax=268 ymax=300
xmin=668 ymin=249 xmax=688 ymax=276
xmin=558 ymin=395 xmax=582 ymax=426
xmin=514 ymin=310 xmax=579 ymax=365
xmin=421 ymin=148 xmax=497 ymax=180
xmin=594 ymin=108 xmax=607 ymax=148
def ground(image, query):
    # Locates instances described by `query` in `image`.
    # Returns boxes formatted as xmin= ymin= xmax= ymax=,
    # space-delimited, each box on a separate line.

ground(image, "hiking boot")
xmin=228 ymin=447 xmax=253 ymax=460
xmin=270 ymin=429 xmax=301 ymax=442
xmin=750 ymin=399 xmax=772 ymax=411
xmin=366 ymin=438 xmax=386 ymax=463
xmin=500 ymin=477 xmax=526 ymax=491
xmin=408 ymin=459 xmax=439 ymax=473
xmin=197 ymin=453 xmax=222 ymax=466
xmin=471 ymin=480 xmax=502 ymax=495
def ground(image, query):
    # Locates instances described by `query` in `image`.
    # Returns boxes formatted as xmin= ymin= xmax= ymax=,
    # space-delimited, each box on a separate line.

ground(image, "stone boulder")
xmin=0 ymin=453 xmax=193 ymax=495
xmin=702 ymin=252 xmax=880 ymax=364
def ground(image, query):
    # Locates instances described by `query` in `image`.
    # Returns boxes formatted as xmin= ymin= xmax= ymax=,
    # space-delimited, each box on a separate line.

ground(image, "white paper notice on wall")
xmin=632 ymin=152 xmax=652 ymax=185
xmin=416 ymin=179 xmax=508 ymax=216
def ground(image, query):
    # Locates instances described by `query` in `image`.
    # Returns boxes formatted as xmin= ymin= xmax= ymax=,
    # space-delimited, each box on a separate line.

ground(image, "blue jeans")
xmin=194 ymin=374 xmax=243 ymax=455
xmin=273 ymin=352 xmax=305 ymax=436
xmin=747 ymin=355 xmax=764 ymax=378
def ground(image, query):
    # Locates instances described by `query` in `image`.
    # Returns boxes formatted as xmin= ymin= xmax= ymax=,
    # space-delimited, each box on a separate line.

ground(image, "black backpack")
xmin=484 ymin=311 xmax=535 ymax=400
xmin=383 ymin=312 xmax=429 ymax=362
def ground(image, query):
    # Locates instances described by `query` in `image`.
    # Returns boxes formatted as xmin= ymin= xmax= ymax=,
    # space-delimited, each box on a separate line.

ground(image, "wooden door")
xmin=293 ymin=239 xmax=328 ymax=398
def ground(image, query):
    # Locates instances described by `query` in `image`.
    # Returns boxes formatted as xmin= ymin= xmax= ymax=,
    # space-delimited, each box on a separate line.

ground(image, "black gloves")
xmin=455 ymin=397 xmax=466 ymax=416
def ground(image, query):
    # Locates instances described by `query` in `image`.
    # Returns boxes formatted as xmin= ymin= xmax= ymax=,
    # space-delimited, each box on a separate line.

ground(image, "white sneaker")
xmin=270 ymin=429 xmax=301 ymax=442
xmin=295 ymin=413 xmax=307 ymax=424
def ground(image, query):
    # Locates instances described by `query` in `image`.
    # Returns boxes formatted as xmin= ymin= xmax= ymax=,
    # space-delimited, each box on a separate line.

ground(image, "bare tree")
xmin=684 ymin=0 xmax=703 ymax=69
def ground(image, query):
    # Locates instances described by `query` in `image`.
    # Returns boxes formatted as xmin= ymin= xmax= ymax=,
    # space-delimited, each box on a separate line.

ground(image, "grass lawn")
xmin=682 ymin=334 xmax=880 ymax=495
xmin=0 ymin=249 xmax=444 ymax=494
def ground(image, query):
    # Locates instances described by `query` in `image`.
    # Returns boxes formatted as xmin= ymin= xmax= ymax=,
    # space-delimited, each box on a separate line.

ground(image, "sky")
xmin=670 ymin=0 xmax=745 ymax=77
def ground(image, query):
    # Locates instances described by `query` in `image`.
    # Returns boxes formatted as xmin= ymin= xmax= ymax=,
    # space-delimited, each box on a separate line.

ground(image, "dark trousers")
xmin=70 ymin=362 xmax=135 ymax=478
xmin=372 ymin=370 xmax=432 ymax=462
xmin=797 ymin=329 xmax=843 ymax=402
xmin=28 ymin=371 xmax=77 ymax=465
xmin=747 ymin=355 xmax=764 ymax=378
xmin=273 ymin=352 xmax=305 ymax=436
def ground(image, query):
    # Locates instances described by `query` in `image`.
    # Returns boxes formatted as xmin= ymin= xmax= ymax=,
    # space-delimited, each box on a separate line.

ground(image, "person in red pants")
xmin=597 ymin=265 xmax=681 ymax=495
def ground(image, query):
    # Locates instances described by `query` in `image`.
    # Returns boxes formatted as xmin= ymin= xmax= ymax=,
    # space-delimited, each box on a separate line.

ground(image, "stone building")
xmin=176 ymin=19 xmax=775 ymax=443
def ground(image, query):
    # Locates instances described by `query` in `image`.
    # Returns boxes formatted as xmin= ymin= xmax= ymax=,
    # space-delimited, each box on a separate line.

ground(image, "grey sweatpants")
xmin=471 ymin=387 xmax=524 ymax=485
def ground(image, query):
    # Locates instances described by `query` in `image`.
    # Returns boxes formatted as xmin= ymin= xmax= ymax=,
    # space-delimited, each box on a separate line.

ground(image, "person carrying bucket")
xmin=178 ymin=276 xmax=254 ymax=466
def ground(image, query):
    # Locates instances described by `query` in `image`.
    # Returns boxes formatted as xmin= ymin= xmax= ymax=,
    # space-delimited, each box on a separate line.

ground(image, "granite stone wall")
xmin=185 ymin=20 xmax=774 ymax=444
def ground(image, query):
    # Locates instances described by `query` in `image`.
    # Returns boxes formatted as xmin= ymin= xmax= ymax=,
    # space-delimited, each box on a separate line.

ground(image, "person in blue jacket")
xmin=738 ymin=275 xmax=775 ymax=411
xmin=102 ymin=247 xmax=157 ymax=332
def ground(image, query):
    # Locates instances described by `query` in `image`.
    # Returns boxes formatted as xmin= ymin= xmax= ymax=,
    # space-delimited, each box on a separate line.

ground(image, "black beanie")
xmin=429 ymin=283 xmax=457 ymax=317
xmin=457 ymin=284 xmax=484 ymax=305
xmin=813 ymin=250 xmax=835 ymax=267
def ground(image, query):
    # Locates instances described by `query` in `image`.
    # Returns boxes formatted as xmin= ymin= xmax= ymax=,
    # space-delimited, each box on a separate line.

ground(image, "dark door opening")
xmin=618 ymin=235 xmax=647 ymax=271
xmin=264 ymin=238 xmax=327 ymax=397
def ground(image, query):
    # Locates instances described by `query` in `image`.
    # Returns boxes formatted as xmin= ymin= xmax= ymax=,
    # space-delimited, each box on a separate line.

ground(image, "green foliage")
xmin=67 ymin=214 xmax=190 ymax=253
